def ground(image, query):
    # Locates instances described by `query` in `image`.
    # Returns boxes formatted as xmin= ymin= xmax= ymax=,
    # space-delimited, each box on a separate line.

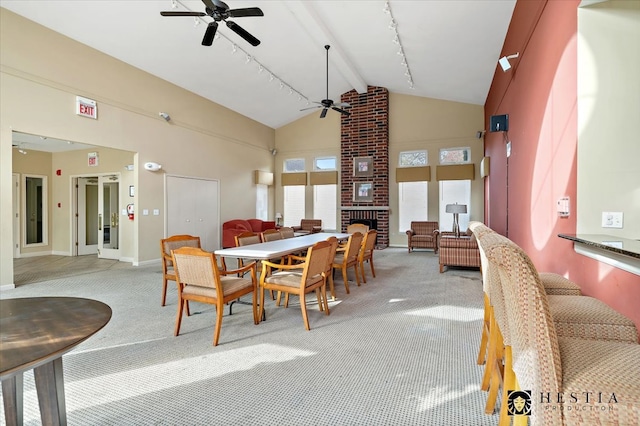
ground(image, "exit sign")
xmin=76 ymin=96 xmax=97 ymax=119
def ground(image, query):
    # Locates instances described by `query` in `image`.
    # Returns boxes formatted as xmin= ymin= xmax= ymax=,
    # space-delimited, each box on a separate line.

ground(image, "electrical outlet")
xmin=601 ymin=212 xmax=623 ymax=228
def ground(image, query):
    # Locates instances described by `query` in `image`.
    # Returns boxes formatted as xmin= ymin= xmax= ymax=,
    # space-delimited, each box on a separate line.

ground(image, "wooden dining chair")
xmin=261 ymin=228 xmax=283 ymax=243
xmin=259 ymin=240 xmax=332 ymax=330
xmin=171 ymin=246 xmax=259 ymax=346
xmin=332 ymin=231 xmax=364 ymax=295
xmin=358 ymin=229 xmax=377 ymax=283
xmin=279 ymin=227 xmax=295 ymax=239
xmin=160 ymin=234 xmax=201 ymax=308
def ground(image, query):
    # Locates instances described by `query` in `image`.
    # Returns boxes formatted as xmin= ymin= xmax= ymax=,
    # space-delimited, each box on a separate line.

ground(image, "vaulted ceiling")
xmin=1 ymin=0 xmax=516 ymax=129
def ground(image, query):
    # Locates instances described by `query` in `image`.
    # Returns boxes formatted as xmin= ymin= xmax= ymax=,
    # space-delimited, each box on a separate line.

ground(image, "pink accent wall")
xmin=484 ymin=0 xmax=640 ymax=332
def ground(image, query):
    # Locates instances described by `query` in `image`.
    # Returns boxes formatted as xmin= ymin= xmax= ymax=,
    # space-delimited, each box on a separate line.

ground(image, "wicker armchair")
xmin=292 ymin=219 xmax=323 ymax=235
xmin=406 ymin=221 xmax=439 ymax=253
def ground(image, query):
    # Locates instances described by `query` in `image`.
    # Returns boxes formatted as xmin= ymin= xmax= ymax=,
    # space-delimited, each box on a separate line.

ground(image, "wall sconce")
xmin=159 ymin=112 xmax=171 ymax=122
xmin=445 ymin=203 xmax=467 ymax=238
xmin=275 ymin=212 xmax=282 ymax=226
xmin=499 ymin=52 xmax=520 ymax=72
xmin=144 ymin=162 xmax=162 ymax=172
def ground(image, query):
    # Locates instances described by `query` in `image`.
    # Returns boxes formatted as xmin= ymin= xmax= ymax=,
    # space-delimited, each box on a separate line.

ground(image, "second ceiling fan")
xmin=302 ymin=45 xmax=351 ymax=118
xmin=160 ymin=0 xmax=263 ymax=47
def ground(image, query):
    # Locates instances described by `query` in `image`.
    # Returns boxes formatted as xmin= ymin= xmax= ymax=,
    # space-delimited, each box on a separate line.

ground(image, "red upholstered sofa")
xmin=222 ymin=219 xmax=276 ymax=248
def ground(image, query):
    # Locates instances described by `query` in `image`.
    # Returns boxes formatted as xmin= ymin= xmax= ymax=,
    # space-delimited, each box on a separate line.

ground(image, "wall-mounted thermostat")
xmin=557 ymin=197 xmax=570 ymax=217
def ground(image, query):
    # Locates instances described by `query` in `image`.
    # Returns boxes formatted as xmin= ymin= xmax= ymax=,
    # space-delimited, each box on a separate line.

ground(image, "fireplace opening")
xmin=349 ymin=218 xmax=377 ymax=229
xmin=349 ymin=218 xmax=378 ymax=246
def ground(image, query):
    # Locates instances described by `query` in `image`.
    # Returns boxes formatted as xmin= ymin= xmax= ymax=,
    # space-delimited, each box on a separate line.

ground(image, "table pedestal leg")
xmin=2 ymin=373 xmax=23 ymax=426
xmin=34 ymin=357 xmax=66 ymax=426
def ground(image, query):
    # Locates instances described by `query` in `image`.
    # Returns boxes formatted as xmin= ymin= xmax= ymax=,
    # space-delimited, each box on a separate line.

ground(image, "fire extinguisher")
xmin=127 ymin=204 xmax=135 ymax=220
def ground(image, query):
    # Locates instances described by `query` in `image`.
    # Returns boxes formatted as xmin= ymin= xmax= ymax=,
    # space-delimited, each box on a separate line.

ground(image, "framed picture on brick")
xmin=353 ymin=156 xmax=373 ymax=177
xmin=353 ymin=182 xmax=373 ymax=202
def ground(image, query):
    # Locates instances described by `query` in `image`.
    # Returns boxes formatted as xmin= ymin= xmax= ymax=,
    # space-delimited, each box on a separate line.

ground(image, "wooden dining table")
xmin=214 ymin=232 xmax=350 ymax=260
xmin=0 ymin=297 xmax=112 ymax=426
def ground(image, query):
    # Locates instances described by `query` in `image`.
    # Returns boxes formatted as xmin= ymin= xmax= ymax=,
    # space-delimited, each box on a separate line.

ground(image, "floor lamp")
xmin=446 ymin=203 xmax=467 ymax=238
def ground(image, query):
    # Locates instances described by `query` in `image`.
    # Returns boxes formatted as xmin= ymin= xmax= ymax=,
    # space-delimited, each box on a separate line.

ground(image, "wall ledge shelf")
xmin=558 ymin=234 xmax=640 ymax=276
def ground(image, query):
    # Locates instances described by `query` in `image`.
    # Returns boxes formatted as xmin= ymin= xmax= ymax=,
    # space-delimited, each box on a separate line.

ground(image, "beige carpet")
xmin=1 ymin=248 xmax=495 ymax=425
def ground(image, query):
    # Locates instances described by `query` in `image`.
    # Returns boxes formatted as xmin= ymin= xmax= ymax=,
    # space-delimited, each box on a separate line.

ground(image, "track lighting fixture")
xmin=384 ymin=1 xmax=414 ymax=89
xmin=159 ymin=112 xmax=171 ymax=122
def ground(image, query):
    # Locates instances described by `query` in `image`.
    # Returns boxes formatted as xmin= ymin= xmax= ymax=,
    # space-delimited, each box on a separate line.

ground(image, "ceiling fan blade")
xmin=160 ymin=11 xmax=206 ymax=17
xmin=320 ymin=108 xmax=328 ymax=118
xmin=300 ymin=105 xmax=321 ymax=111
xmin=332 ymin=106 xmax=351 ymax=116
xmin=203 ymin=0 xmax=223 ymax=11
xmin=226 ymin=21 xmax=260 ymax=46
xmin=228 ymin=7 xmax=264 ymax=18
xmin=202 ymin=21 xmax=218 ymax=46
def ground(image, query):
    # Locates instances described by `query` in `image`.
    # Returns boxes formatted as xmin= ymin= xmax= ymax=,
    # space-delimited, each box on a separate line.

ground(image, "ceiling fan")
xmin=302 ymin=45 xmax=351 ymax=118
xmin=160 ymin=0 xmax=263 ymax=47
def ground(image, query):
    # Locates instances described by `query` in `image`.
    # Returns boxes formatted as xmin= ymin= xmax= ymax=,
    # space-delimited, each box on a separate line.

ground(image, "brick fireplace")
xmin=340 ymin=86 xmax=389 ymax=248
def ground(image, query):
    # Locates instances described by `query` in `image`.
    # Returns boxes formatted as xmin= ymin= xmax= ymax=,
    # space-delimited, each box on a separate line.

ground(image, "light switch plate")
xmin=153 ymin=209 xmax=160 ymax=216
xmin=142 ymin=209 xmax=149 ymax=216
xmin=602 ymin=212 xmax=623 ymax=228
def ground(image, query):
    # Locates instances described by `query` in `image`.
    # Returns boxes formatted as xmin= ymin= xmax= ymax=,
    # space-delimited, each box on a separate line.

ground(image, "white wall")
xmin=577 ymin=1 xmax=640 ymax=236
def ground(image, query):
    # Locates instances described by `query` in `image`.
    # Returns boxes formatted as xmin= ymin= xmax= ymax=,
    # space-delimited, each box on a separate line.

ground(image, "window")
xmin=283 ymin=158 xmax=306 ymax=227
xmin=283 ymin=186 xmax=305 ymax=227
xmin=314 ymin=185 xmax=337 ymax=230
xmin=314 ymin=156 xmax=336 ymax=171
xmin=399 ymin=150 xmax=427 ymax=167
xmin=312 ymin=156 xmax=337 ymax=230
xmin=439 ymin=180 xmax=471 ymax=232
xmin=256 ymin=184 xmax=268 ymax=220
xmin=284 ymin=158 xmax=305 ymax=172
xmin=399 ymin=181 xmax=428 ymax=232
xmin=439 ymin=147 xmax=471 ymax=164
xmin=398 ymin=150 xmax=429 ymax=232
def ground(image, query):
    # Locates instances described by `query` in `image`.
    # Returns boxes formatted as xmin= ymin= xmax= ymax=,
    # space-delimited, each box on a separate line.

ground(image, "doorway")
xmin=74 ymin=174 xmax=121 ymax=259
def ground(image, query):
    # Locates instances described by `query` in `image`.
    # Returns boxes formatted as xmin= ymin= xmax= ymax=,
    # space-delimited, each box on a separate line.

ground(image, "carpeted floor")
xmin=1 ymin=248 xmax=496 ymax=425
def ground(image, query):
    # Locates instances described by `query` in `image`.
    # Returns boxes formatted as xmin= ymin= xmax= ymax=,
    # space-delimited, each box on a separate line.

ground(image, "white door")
xmin=166 ymin=176 xmax=220 ymax=252
xmin=98 ymin=175 xmax=120 ymax=259
xmin=77 ymin=177 xmax=99 ymax=255
xmin=439 ymin=180 xmax=471 ymax=233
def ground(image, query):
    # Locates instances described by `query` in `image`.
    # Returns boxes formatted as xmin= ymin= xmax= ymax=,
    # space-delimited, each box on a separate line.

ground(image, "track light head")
xmin=499 ymin=52 xmax=520 ymax=72
xmin=159 ymin=112 xmax=171 ymax=122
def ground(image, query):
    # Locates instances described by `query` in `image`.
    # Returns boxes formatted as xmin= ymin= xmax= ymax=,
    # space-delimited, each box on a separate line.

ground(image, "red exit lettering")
xmin=79 ymin=104 xmax=94 ymax=116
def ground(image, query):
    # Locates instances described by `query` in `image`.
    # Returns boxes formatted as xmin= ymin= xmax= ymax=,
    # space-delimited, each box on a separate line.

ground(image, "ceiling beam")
xmin=283 ymin=1 xmax=368 ymax=94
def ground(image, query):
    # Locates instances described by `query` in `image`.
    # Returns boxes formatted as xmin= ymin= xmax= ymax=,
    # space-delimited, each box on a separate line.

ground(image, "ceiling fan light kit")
xmin=160 ymin=0 xmax=263 ymax=47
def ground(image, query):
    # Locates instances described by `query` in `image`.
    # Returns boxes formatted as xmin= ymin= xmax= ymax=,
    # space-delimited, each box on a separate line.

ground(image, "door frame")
xmin=71 ymin=172 xmax=121 ymax=258
xmin=12 ymin=173 xmax=20 ymax=258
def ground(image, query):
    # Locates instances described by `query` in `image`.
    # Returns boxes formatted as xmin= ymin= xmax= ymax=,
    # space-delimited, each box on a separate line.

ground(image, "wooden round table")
xmin=1 ymin=297 xmax=112 ymax=426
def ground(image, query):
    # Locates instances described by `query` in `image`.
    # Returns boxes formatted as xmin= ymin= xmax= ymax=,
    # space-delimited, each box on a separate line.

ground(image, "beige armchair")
xmin=406 ymin=221 xmax=439 ymax=253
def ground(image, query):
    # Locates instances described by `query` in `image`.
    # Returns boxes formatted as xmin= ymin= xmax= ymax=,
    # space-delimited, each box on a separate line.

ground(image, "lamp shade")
xmin=275 ymin=213 xmax=282 ymax=219
xmin=445 ymin=204 xmax=467 ymax=214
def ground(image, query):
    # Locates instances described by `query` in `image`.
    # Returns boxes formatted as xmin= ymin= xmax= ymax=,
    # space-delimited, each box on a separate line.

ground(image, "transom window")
xmin=439 ymin=147 xmax=471 ymax=164
xmin=314 ymin=156 xmax=337 ymax=171
xmin=399 ymin=150 xmax=427 ymax=167
xmin=284 ymin=158 xmax=305 ymax=172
